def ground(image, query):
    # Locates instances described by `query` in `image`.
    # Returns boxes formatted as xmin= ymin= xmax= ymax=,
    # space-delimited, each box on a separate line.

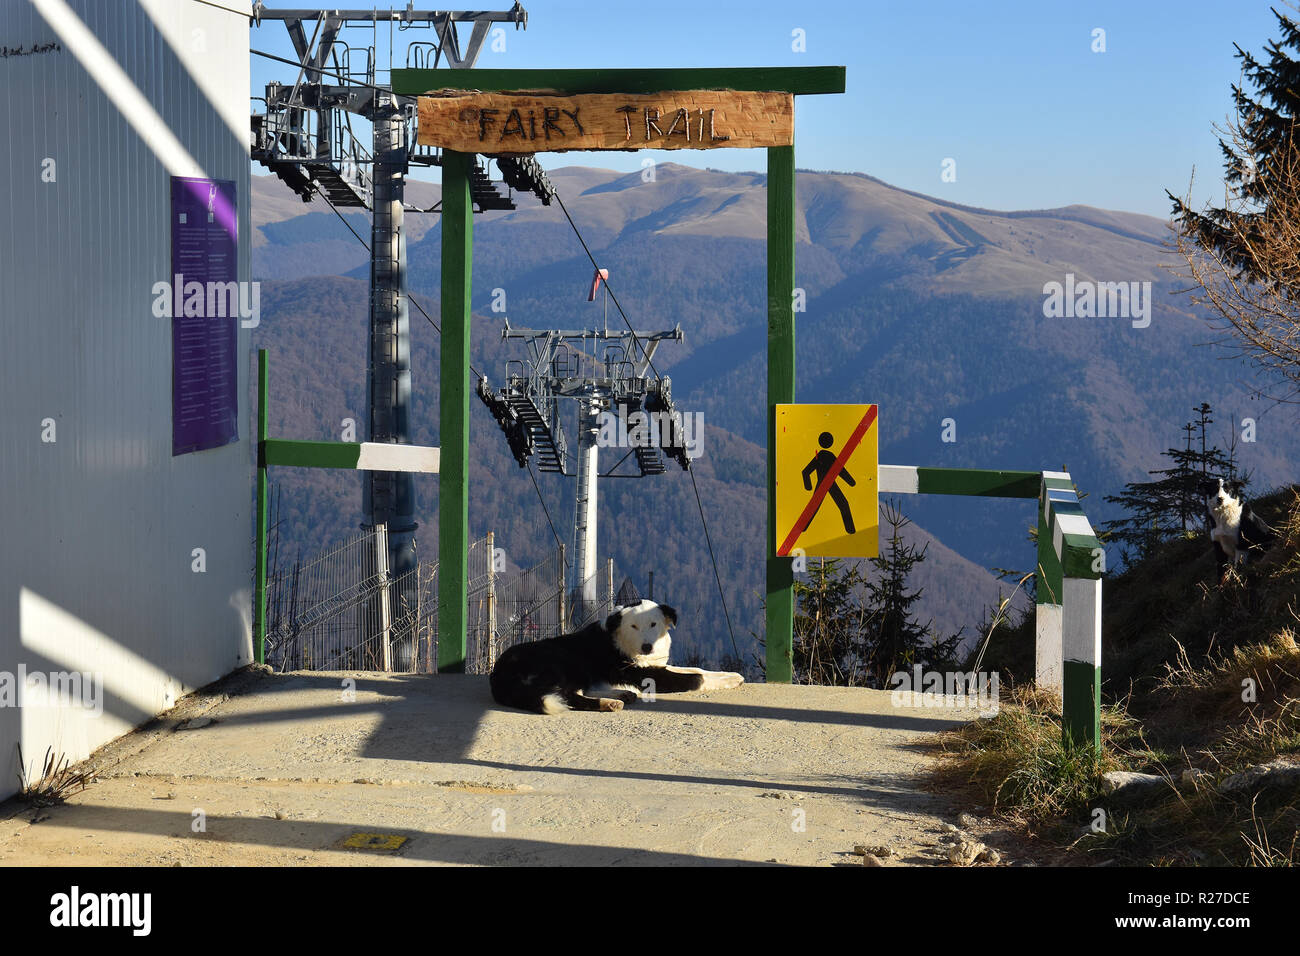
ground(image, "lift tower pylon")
xmin=364 ymin=93 xmax=415 ymax=594
xmin=477 ymin=305 xmax=694 ymax=623
xmin=250 ymin=2 xmax=531 ymax=665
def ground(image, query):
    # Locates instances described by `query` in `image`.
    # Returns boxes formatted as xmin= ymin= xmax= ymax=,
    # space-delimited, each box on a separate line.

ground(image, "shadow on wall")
xmin=1 ymin=0 xmax=253 ymax=800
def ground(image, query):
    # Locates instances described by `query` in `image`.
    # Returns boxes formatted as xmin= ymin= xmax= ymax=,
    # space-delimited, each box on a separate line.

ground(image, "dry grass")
xmin=938 ymin=673 xmax=1300 ymax=865
xmin=16 ymin=744 xmax=96 ymax=808
xmin=1101 ymin=490 xmax=1300 ymax=695
xmin=939 ymin=489 xmax=1300 ymax=865
xmin=1153 ymin=628 xmax=1300 ymax=767
xmin=935 ymin=686 xmax=1127 ymax=820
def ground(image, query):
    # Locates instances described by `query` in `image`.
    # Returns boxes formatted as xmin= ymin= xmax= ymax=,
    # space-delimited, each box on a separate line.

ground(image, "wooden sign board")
xmin=417 ymin=90 xmax=794 ymax=153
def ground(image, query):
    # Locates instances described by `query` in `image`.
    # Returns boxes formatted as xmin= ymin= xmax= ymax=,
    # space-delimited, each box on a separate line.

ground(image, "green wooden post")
xmin=1058 ymin=515 xmax=1103 ymax=755
xmin=766 ymin=144 xmax=796 ymax=683
xmin=1039 ymin=472 xmax=1103 ymax=754
xmin=1061 ymin=576 xmax=1103 ymax=754
xmin=438 ymin=150 xmax=473 ymax=672
xmin=382 ymin=67 xmax=845 ymax=678
xmin=255 ymin=349 xmax=269 ymax=666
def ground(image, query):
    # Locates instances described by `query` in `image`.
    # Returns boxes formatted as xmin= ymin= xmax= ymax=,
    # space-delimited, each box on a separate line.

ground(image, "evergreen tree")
xmin=1103 ymin=404 xmax=1244 ymax=563
xmin=1167 ymin=12 xmax=1300 ymax=398
xmin=790 ymin=503 xmax=960 ymax=688
xmin=791 ymin=557 xmax=868 ymax=685
xmin=1167 ymin=10 xmax=1300 ymax=276
xmin=859 ymin=503 xmax=961 ymax=686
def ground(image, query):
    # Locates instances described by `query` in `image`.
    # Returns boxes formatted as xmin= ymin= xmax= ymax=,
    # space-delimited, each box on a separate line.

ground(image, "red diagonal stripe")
xmin=777 ymin=405 xmax=876 ymax=557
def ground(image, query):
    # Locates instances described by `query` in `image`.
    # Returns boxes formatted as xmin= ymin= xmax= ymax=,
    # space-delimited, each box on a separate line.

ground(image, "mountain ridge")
xmin=249 ymin=162 xmax=1297 ymax=668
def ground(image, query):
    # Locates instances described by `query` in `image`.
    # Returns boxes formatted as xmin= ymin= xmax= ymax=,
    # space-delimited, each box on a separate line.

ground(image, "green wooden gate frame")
xmin=390 ymin=66 xmax=846 ymax=676
xmin=253 ymin=349 xmax=441 ymax=666
xmin=878 ymin=465 xmax=1103 ymax=752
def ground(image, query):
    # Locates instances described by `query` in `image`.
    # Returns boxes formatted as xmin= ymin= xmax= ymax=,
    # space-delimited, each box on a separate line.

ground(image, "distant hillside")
xmin=251 ymin=176 xmax=440 ymax=279
xmin=250 ymin=162 xmax=1299 ymax=666
xmin=252 ymin=273 xmax=1018 ymax=664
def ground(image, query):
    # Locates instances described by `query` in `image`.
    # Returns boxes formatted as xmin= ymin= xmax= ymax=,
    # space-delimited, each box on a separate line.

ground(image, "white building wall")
xmin=0 ymin=0 xmax=253 ymax=800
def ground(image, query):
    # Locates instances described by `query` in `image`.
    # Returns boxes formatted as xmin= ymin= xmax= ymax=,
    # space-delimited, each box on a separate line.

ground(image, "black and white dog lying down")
xmin=489 ymin=599 xmax=744 ymax=714
xmin=1201 ymin=477 xmax=1277 ymax=574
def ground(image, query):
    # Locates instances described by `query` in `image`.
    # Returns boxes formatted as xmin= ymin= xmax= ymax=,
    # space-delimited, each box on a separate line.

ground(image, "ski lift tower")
xmin=249 ymin=2 xmax=543 ymax=663
xmin=478 ymin=273 xmax=692 ymax=620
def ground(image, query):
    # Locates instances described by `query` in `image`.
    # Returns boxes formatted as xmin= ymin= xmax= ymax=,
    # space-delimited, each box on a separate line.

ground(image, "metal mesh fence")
xmin=266 ymin=530 xmax=590 ymax=675
xmin=264 ymin=529 xmax=391 ymax=672
xmin=474 ymin=546 xmax=567 ymax=673
xmin=567 ymin=563 xmax=618 ymax=631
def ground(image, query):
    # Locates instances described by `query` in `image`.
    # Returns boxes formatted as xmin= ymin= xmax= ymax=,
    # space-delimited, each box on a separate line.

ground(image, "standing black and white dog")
xmin=489 ymin=599 xmax=744 ymax=714
xmin=1200 ymin=477 xmax=1276 ymax=574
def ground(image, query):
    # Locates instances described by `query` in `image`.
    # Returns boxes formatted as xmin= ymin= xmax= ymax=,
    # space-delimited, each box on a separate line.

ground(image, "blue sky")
xmin=251 ymin=0 xmax=1287 ymax=218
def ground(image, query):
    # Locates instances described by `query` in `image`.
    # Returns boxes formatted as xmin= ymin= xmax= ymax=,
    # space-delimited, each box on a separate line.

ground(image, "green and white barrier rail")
xmin=878 ymin=464 xmax=1102 ymax=753
xmin=261 ymin=439 xmax=440 ymax=474
xmin=1037 ymin=471 xmax=1102 ymax=751
xmin=253 ymin=349 xmax=440 ymax=667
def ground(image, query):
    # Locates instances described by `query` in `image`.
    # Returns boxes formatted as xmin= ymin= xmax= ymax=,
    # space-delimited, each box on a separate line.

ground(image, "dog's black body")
xmin=489 ymin=605 xmax=709 ymax=714
xmin=1199 ymin=478 xmax=1277 ymax=576
xmin=1236 ymin=505 xmax=1278 ymax=555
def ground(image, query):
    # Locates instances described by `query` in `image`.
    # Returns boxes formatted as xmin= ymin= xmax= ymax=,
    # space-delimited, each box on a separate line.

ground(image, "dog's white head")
xmin=1204 ymin=477 xmax=1243 ymax=522
xmin=606 ymin=599 xmax=677 ymax=666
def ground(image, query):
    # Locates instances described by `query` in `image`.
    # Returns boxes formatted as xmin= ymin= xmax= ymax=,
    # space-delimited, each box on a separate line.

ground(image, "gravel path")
xmin=0 ymin=670 xmax=987 ymax=866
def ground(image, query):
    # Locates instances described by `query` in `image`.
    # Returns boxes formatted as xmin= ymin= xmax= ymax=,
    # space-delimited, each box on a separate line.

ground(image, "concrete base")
xmin=0 ymin=672 xmax=983 ymax=866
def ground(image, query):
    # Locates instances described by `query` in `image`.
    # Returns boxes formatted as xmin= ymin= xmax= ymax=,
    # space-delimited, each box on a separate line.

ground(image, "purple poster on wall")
xmin=170 ymin=176 xmax=239 ymax=456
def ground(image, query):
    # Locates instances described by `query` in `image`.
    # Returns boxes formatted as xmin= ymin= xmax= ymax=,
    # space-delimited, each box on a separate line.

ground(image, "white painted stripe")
xmin=878 ymin=464 xmax=919 ymax=494
xmin=33 ymin=0 xmax=207 ymax=179
xmin=1055 ymin=512 xmax=1095 ymax=539
xmin=356 ymin=443 xmax=440 ymax=474
xmin=1042 ymin=470 xmax=1071 ymax=481
xmin=1035 ymin=603 xmax=1063 ymax=693
xmin=1053 ymin=521 xmax=1063 ymax=560
xmin=1063 ymin=578 xmax=1101 ymax=665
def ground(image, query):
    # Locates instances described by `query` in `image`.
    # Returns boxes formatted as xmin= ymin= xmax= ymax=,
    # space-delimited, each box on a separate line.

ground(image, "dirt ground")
xmin=0 ymin=669 xmax=996 ymax=866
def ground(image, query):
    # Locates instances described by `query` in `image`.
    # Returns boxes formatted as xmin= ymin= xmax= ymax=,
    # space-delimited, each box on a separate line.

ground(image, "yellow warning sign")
xmin=775 ymin=404 xmax=878 ymax=559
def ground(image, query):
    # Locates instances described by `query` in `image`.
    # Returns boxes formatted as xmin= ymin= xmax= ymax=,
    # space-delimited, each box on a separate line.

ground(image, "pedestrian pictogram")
xmin=775 ymin=404 xmax=878 ymax=558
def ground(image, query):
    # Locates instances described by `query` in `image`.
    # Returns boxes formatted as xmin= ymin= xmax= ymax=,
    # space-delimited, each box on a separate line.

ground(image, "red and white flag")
xmin=587 ymin=267 xmax=609 ymax=302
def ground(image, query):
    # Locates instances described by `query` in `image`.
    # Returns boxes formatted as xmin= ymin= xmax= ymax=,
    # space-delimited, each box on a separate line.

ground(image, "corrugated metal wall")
xmin=0 ymin=0 xmax=253 ymax=799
